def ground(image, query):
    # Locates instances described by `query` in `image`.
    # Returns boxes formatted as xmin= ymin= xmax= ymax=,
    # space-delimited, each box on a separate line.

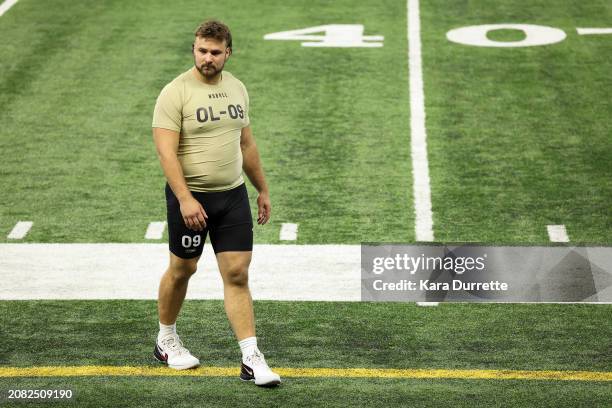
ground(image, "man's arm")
xmin=153 ymin=127 xmax=207 ymax=230
xmin=240 ymin=126 xmax=271 ymax=225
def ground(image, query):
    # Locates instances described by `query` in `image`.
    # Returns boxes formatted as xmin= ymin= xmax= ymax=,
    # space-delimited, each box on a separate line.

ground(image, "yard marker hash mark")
xmin=577 ymin=28 xmax=612 ymax=35
xmin=416 ymin=302 xmax=439 ymax=307
xmin=408 ymin=0 xmax=434 ymax=241
xmin=145 ymin=222 xmax=166 ymax=240
xmin=547 ymin=225 xmax=569 ymax=243
xmin=7 ymin=221 xmax=33 ymax=239
xmin=279 ymin=223 xmax=298 ymax=241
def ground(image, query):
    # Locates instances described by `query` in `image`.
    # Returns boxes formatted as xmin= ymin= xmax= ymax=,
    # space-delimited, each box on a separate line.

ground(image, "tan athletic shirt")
xmin=152 ymin=69 xmax=250 ymax=192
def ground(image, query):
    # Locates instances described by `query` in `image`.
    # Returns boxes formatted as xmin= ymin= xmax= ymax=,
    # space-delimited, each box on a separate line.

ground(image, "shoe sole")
xmin=256 ymin=379 xmax=281 ymax=387
xmin=168 ymin=363 xmax=200 ymax=370
xmin=240 ymin=377 xmax=281 ymax=387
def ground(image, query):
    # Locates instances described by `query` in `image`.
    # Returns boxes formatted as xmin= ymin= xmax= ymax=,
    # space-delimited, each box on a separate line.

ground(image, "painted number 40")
xmin=264 ymin=24 xmax=384 ymax=47
xmin=447 ymin=24 xmax=612 ymax=47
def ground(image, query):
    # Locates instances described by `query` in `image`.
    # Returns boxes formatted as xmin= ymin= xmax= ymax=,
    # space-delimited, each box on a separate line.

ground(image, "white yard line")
xmin=1 ymin=243 xmax=608 ymax=303
xmin=144 ymin=222 xmax=166 ymax=240
xmin=408 ymin=0 xmax=434 ymax=242
xmin=279 ymin=223 xmax=298 ymax=241
xmin=0 ymin=0 xmax=18 ymax=17
xmin=547 ymin=225 xmax=570 ymax=243
xmin=0 ymin=244 xmax=361 ymax=300
xmin=576 ymin=28 xmax=612 ymax=35
xmin=7 ymin=221 xmax=33 ymax=239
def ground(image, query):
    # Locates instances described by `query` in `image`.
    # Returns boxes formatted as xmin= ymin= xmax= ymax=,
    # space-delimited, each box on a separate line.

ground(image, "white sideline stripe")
xmin=547 ymin=225 xmax=569 ymax=243
xmin=279 ymin=223 xmax=298 ymax=240
xmin=408 ymin=0 xmax=434 ymax=242
xmin=577 ymin=28 xmax=612 ymax=35
xmin=0 ymin=0 xmax=18 ymax=17
xmin=145 ymin=222 xmax=166 ymax=240
xmin=0 ymin=244 xmax=361 ymax=301
xmin=7 ymin=221 xmax=33 ymax=239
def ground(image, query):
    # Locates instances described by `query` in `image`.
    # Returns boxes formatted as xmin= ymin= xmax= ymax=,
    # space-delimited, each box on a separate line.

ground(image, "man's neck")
xmin=192 ymin=66 xmax=222 ymax=85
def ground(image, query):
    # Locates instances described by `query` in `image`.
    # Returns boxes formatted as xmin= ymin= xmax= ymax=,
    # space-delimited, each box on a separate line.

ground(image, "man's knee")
xmin=223 ymin=263 xmax=249 ymax=287
xmin=168 ymin=254 xmax=199 ymax=281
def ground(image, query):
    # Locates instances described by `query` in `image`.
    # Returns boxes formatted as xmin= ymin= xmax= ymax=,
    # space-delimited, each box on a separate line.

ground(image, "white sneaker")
xmin=240 ymin=350 xmax=281 ymax=386
xmin=154 ymin=333 xmax=200 ymax=370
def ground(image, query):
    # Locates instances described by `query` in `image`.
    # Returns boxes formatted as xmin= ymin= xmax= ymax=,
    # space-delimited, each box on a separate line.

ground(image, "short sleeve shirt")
xmin=152 ymin=69 xmax=250 ymax=192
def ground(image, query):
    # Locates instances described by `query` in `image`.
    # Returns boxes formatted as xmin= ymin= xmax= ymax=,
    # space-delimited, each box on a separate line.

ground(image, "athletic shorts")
xmin=165 ymin=182 xmax=253 ymax=258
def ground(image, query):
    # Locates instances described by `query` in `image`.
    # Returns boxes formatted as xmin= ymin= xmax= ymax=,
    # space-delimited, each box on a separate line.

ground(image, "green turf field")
xmin=3 ymin=377 xmax=610 ymax=408
xmin=0 ymin=0 xmax=413 ymax=244
xmin=422 ymin=0 xmax=612 ymax=244
xmin=3 ymin=301 xmax=611 ymax=370
xmin=1 ymin=301 xmax=610 ymax=407
xmin=1 ymin=0 xmax=608 ymax=244
xmin=1 ymin=0 xmax=611 ymax=406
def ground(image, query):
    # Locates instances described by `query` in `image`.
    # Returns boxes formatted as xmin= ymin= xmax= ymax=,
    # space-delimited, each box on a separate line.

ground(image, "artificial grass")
xmin=1 ymin=0 xmax=609 ymax=244
xmin=422 ymin=0 xmax=612 ymax=243
xmin=1 ymin=300 xmax=609 ymax=371
xmin=0 ymin=0 xmax=413 ymax=244
xmin=1 ymin=377 xmax=610 ymax=408
xmin=1 ymin=300 xmax=610 ymax=407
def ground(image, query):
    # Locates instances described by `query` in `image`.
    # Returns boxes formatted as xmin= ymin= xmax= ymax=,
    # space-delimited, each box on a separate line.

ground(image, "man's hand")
xmin=256 ymin=192 xmax=271 ymax=225
xmin=179 ymin=196 xmax=208 ymax=231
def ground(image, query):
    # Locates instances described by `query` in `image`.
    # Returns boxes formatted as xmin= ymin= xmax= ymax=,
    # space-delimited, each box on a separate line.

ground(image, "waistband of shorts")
xmin=165 ymin=182 xmax=245 ymax=196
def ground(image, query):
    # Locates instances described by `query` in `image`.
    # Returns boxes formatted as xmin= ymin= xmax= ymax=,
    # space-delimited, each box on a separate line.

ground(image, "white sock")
xmin=239 ymin=337 xmax=258 ymax=361
xmin=158 ymin=322 xmax=176 ymax=342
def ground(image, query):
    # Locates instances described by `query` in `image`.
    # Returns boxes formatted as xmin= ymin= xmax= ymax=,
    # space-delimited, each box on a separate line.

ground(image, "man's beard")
xmin=197 ymin=62 xmax=224 ymax=79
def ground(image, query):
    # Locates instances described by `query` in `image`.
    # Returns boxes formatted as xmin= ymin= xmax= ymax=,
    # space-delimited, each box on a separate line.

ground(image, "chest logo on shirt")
xmin=196 ymin=104 xmax=244 ymax=123
xmin=209 ymin=93 xmax=229 ymax=99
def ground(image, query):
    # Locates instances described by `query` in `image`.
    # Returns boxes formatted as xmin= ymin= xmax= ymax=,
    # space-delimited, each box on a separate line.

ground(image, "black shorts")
xmin=165 ymin=183 xmax=253 ymax=258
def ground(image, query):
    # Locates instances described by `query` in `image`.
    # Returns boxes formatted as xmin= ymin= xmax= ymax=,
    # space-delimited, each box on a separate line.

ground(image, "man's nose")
xmin=203 ymin=53 xmax=213 ymax=63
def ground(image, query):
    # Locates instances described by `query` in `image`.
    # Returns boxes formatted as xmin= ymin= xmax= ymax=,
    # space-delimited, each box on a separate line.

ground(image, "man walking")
xmin=151 ymin=20 xmax=280 ymax=386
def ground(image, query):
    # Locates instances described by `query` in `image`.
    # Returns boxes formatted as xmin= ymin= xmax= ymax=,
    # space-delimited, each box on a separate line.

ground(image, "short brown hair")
xmin=194 ymin=20 xmax=232 ymax=50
